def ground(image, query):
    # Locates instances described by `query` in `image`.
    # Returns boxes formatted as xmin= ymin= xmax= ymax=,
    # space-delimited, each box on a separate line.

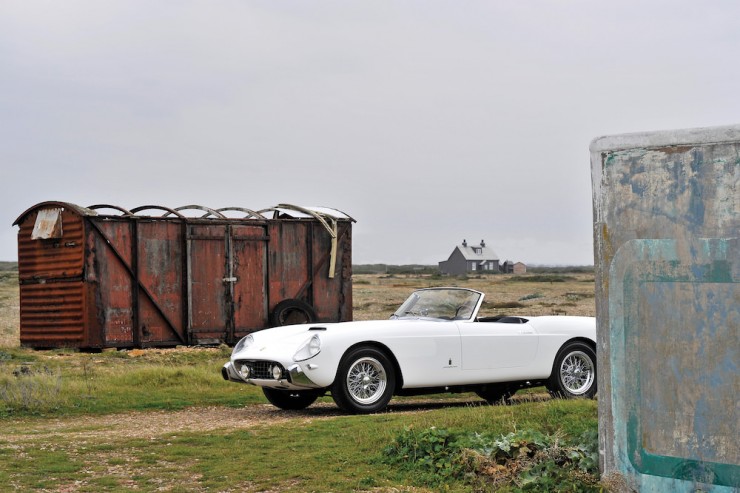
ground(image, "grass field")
xmin=0 ymin=270 xmax=19 ymax=348
xmin=0 ymin=270 xmax=602 ymax=492
xmin=352 ymin=272 xmax=595 ymax=321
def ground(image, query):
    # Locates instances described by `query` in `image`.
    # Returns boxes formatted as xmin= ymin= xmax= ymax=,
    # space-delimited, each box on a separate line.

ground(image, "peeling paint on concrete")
xmin=591 ymin=125 xmax=740 ymax=492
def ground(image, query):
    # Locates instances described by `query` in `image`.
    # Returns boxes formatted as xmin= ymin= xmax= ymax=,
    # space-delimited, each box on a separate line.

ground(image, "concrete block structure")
xmin=591 ymin=124 xmax=739 ymax=491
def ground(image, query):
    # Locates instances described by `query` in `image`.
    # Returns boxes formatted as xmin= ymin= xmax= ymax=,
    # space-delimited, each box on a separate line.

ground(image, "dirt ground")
xmin=1 ymin=403 xmax=340 ymax=443
xmin=1 ymin=393 xmax=549 ymax=444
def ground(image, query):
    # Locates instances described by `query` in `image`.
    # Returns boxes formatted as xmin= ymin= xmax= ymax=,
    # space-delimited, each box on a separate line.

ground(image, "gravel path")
xmin=1 ymin=393 xmax=550 ymax=444
xmin=0 ymin=402 xmax=348 ymax=443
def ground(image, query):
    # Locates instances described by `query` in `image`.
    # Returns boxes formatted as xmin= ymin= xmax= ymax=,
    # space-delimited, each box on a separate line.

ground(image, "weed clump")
xmin=0 ymin=364 xmax=64 ymax=415
xmin=508 ymin=275 xmax=575 ymax=283
xmin=381 ymin=426 xmax=601 ymax=492
xmin=519 ymin=293 xmax=544 ymax=301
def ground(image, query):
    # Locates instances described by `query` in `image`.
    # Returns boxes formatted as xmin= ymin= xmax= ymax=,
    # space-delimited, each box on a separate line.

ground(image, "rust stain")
xmin=656 ymin=145 xmax=694 ymax=155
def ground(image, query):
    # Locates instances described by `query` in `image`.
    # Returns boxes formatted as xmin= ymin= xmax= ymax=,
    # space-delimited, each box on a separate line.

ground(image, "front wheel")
xmin=332 ymin=347 xmax=396 ymax=414
xmin=263 ymin=388 xmax=321 ymax=410
xmin=546 ymin=341 xmax=597 ymax=398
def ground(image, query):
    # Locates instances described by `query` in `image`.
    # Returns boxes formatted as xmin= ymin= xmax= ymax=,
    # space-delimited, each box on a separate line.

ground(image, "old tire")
xmin=475 ymin=383 xmax=514 ymax=404
xmin=332 ymin=347 xmax=396 ymax=414
xmin=270 ymin=299 xmax=317 ymax=327
xmin=546 ymin=341 xmax=597 ymax=398
xmin=263 ymin=388 xmax=321 ymax=410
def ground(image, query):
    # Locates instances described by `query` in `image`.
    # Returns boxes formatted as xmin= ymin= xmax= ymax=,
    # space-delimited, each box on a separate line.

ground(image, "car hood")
xmin=246 ymin=319 xmax=387 ymax=344
xmin=236 ymin=318 xmax=441 ymax=350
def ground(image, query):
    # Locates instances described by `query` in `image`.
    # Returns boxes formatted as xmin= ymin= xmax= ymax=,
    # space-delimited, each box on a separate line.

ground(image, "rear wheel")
xmin=332 ymin=347 xmax=395 ymax=414
xmin=263 ymin=388 xmax=321 ymax=410
xmin=546 ymin=341 xmax=596 ymax=398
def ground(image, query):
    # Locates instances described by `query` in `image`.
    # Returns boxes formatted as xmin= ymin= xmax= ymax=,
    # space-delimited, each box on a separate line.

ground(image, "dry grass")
xmin=352 ymin=273 xmax=595 ymax=321
xmin=0 ymin=271 xmax=19 ymax=348
xmin=0 ymin=272 xmax=594 ymax=348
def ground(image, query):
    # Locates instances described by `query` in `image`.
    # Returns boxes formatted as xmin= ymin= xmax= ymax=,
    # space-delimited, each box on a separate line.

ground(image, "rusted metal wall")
xmin=590 ymin=125 xmax=739 ymax=492
xmin=14 ymin=202 xmax=354 ymax=349
xmin=17 ymin=207 xmax=87 ymax=347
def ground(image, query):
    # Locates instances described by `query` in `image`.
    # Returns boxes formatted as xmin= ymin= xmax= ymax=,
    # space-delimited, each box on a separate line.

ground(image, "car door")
xmin=458 ymin=321 xmax=539 ymax=374
xmin=382 ymin=319 xmax=464 ymax=388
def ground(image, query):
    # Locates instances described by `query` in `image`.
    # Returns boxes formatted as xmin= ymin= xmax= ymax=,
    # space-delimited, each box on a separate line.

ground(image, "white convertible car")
xmin=222 ymin=287 xmax=596 ymax=414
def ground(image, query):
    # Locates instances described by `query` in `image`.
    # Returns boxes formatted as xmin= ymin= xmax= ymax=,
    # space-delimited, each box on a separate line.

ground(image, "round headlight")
xmin=239 ymin=364 xmax=251 ymax=379
xmin=233 ymin=334 xmax=254 ymax=354
xmin=293 ymin=334 xmax=322 ymax=362
xmin=272 ymin=365 xmax=282 ymax=380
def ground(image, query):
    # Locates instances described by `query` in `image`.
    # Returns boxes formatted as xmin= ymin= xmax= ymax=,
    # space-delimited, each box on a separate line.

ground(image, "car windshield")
xmin=391 ymin=288 xmax=482 ymax=321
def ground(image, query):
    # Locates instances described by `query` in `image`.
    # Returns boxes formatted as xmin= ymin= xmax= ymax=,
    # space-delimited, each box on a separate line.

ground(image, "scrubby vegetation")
xmin=353 ymin=263 xmax=440 ymax=275
xmin=382 ymin=426 xmax=601 ymax=491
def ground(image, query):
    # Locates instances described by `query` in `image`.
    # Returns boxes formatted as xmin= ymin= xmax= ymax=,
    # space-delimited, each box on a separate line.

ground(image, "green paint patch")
xmin=612 ymin=239 xmax=739 ymax=488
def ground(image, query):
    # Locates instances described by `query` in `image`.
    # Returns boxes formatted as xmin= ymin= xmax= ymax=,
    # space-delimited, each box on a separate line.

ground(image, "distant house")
xmin=438 ymin=239 xmax=500 ymax=275
xmin=501 ymin=260 xmax=527 ymax=274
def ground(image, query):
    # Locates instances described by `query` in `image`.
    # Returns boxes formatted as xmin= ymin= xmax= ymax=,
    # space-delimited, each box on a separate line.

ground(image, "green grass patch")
xmin=519 ymin=293 xmax=544 ymax=301
xmin=508 ymin=275 xmax=575 ymax=283
xmin=0 ymin=347 xmax=264 ymax=417
xmin=491 ymin=301 xmax=526 ymax=309
xmin=1 ymin=398 xmax=600 ymax=492
xmin=2 ymin=446 xmax=82 ymax=490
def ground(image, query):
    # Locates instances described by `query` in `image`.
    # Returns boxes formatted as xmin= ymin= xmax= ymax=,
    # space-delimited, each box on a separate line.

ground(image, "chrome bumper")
xmin=221 ymin=362 xmax=243 ymax=382
xmin=221 ymin=361 xmax=321 ymax=389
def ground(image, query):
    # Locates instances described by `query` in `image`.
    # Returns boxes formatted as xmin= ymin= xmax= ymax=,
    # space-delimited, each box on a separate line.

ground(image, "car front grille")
xmin=234 ymin=360 xmax=285 ymax=380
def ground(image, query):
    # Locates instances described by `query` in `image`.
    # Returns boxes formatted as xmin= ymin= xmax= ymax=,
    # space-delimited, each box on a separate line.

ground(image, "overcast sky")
xmin=1 ymin=1 xmax=738 ymax=265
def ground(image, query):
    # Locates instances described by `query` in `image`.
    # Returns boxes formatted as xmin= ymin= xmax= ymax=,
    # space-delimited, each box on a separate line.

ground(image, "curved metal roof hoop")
xmin=12 ymin=201 xmax=99 ymax=226
xmin=87 ymin=204 xmax=134 ymax=216
xmin=273 ymin=204 xmax=335 ymax=235
xmin=256 ymin=207 xmax=280 ymax=219
xmin=214 ymin=207 xmax=267 ymax=220
xmin=274 ymin=204 xmax=340 ymax=279
xmin=129 ymin=205 xmax=186 ymax=218
xmin=167 ymin=205 xmax=227 ymax=219
xmin=313 ymin=206 xmax=357 ymax=223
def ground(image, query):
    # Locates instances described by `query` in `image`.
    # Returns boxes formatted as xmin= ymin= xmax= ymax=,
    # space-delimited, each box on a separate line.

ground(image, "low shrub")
xmin=0 ymin=364 xmax=65 ymax=415
xmin=519 ymin=293 xmax=544 ymax=301
xmin=381 ymin=426 xmax=601 ymax=492
xmin=508 ymin=275 xmax=575 ymax=283
xmin=491 ymin=301 xmax=525 ymax=309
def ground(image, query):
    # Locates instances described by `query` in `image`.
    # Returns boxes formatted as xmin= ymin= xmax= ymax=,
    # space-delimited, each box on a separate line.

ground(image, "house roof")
xmin=455 ymin=241 xmax=499 ymax=262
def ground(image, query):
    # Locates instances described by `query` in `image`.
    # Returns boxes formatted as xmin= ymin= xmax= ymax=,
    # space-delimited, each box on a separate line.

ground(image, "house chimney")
xmin=462 ymin=239 xmax=467 ymax=247
xmin=480 ymin=240 xmax=485 ymax=247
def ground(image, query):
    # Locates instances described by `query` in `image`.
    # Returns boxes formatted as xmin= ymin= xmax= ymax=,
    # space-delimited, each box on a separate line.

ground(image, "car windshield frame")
xmin=391 ymin=287 xmax=484 ymax=321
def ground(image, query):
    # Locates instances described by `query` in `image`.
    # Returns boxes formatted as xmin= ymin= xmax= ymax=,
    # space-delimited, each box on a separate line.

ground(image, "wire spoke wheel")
xmin=346 ymin=357 xmax=387 ymax=405
xmin=332 ymin=347 xmax=396 ymax=414
xmin=559 ymin=350 xmax=594 ymax=395
xmin=547 ymin=342 xmax=597 ymax=399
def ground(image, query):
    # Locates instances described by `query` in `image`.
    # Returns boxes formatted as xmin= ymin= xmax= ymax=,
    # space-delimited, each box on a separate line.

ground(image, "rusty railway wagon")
xmin=13 ymin=202 xmax=354 ymax=349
